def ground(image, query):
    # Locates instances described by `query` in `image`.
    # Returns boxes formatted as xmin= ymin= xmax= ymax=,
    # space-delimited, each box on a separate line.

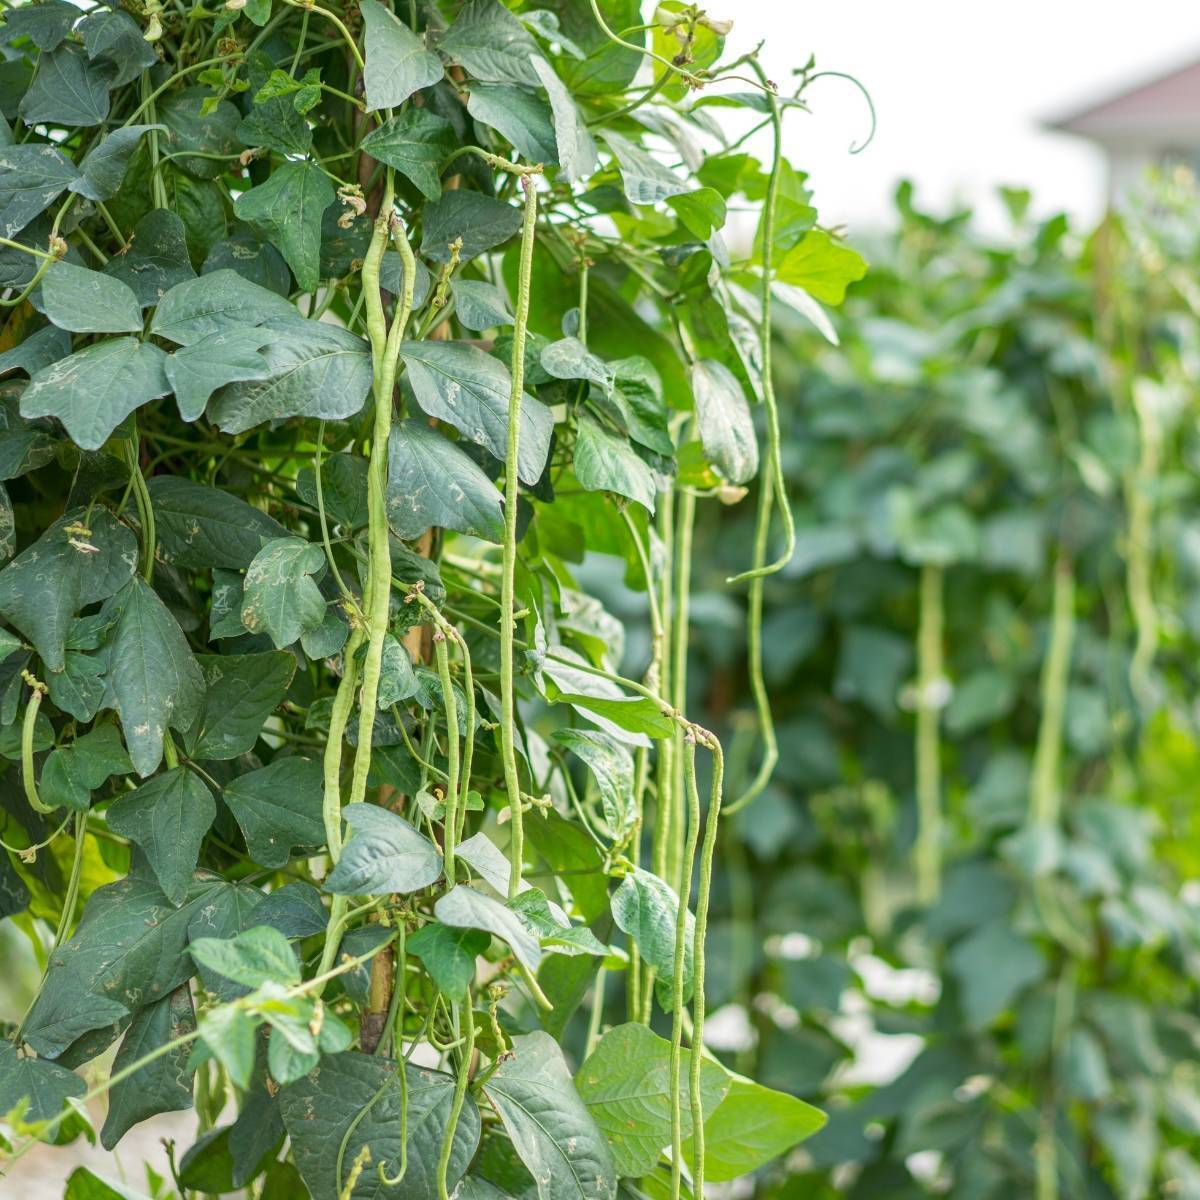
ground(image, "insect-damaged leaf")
xmin=101 ymin=576 xmax=206 ymax=777
xmin=20 ymin=338 xmax=170 ymax=451
xmin=240 ymin=537 xmax=327 ymax=649
xmin=223 ymin=757 xmax=326 ymax=869
xmin=401 ymin=339 xmax=552 ymax=484
xmin=610 ymin=867 xmax=694 ymax=1010
xmin=325 ymin=803 xmax=443 ymax=896
xmin=100 ymin=986 xmax=197 ymax=1149
xmin=280 ymin=1052 xmax=480 ymax=1200
xmin=40 ymin=260 xmax=143 ymax=334
xmin=185 ymin=651 xmax=295 ymax=762
xmin=0 ymin=507 xmax=136 ymax=671
xmin=0 ymin=143 xmax=79 ymax=238
xmin=690 ymin=358 xmax=758 ymax=485
xmin=359 ymin=0 xmax=444 ymax=112
xmin=0 ymin=1038 xmax=85 ymax=1123
xmin=106 ymin=767 xmax=216 ymax=903
xmin=482 ymin=1031 xmax=618 ymax=1200
xmin=233 ymin=161 xmax=334 ymax=292
xmin=386 ymin=419 xmax=504 ymax=543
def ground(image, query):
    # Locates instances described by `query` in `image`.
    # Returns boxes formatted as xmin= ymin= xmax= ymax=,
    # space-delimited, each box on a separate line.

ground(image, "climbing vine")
xmin=0 ymin=1 xmax=867 ymax=1197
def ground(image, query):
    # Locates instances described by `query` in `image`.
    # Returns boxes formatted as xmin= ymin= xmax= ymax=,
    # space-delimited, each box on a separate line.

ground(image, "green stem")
xmin=436 ymin=1002 xmax=475 ymax=1200
xmin=1031 ymin=555 xmax=1076 ymax=829
xmin=434 ymin=630 xmax=461 ymax=880
xmin=667 ymin=488 xmax=695 ymax=897
xmin=914 ymin=563 xmax=944 ymax=906
xmin=501 ymin=174 xmax=539 ymax=900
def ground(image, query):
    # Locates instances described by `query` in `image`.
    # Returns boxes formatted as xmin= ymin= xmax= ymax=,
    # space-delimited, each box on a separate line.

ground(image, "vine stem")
xmin=1125 ymin=382 xmax=1160 ymax=710
xmin=436 ymin=1001 xmax=475 ymax=1200
xmin=1030 ymin=554 xmax=1075 ymax=829
xmin=914 ymin=563 xmax=944 ymax=906
xmin=669 ymin=733 xmax=702 ymax=1200
xmin=501 ymin=173 xmax=539 ymax=900
xmin=667 ymin=488 xmax=695 ymax=898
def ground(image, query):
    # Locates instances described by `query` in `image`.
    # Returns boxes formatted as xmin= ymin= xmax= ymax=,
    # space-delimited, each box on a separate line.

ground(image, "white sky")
xmin=718 ymin=0 xmax=1200 ymax=235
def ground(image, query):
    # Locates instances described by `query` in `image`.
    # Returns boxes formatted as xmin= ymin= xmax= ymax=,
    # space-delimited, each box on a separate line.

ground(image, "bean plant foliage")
xmin=0 ymin=0 xmax=867 ymax=1196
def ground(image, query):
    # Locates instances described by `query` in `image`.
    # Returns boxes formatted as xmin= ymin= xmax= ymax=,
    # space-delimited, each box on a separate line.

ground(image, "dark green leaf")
xmin=452 ymin=279 xmax=512 ymax=331
xmin=233 ymin=161 xmax=334 ymax=292
xmin=573 ymin=414 xmax=658 ymax=512
xmin=20 ymin=337 xmax=169 ymax=451
xmin=41 ymin=261 xmax=143 ymax=334
xmin=401 ymin=339 xmax=552 ymax=484
xmin=296 ymin=452 xmax=370 ymax=529
xmin=0 ymin=1038 xmax=84 ymax=1123
xmin=100 ymin=986 xmax=196 ymax=1149
xmin=360 ymin=108 xmax=455 ymax=200
xmin=106 ymin=767 xmax=216 ymax=903
xmin=187 ymin=651 xmax=295 ymax=761
xmin=101 ymin=576 xmax=206 ymax=777
xmin=280 ymin=1051 xmax=481 ymax=1200
xmin=0 ymin=2 xmax=77 ymax=51
xmin=103 ymin=210 xmax=196 ymax=306
xmin=482 ymin=1031 xmax=617 ymax=1200
xmin=45 ymin=650 xmax=105 ymax=723
xmin=440 ymin=0 xmax=542 ymax=86
xmin=359 ymin=0 xmax=444 ymax=112
xmin=165 ymin=329 xmax=273 ymax=422
xmin=68 ymin=125 xmax=164 ymax=203
xmin=420 ymin=191 xmax=523 ymax=262
xmin=325 ymin=803 xmax=443 ymax=895
xmin=150 ymin=269 xmax=296 ymax=346
xmin=20 ymin=45 xmax=115 ymax=128
xmin=434 ymin=885 xmax=541 ymax=975
xmin=158 ymin=88 xmax=241 ymax=180
xmin=386 ymin=419 xmax=504 ymax=542
xmin=78 ymin=9 xmax=157 ymax=87
xmin=223 ymin=757 xmax=326 ymax=869
xmin=467 ymin=83 xmax=558 ymax=164
xmin=407 ymin=921 xmax=489 ymax=997
xmin=0 ymin=144 xmax=78 ymax=237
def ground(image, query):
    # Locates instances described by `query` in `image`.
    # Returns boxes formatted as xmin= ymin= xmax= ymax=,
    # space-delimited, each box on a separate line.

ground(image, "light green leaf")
xmin=150 ymin=269 xmax=295 ymax=346
xmin=466 ymin=82 xmax=558 ymax=165
xmin=41 ymin=260 xmax=143 ymax=335
xmin=690 ymin=358 xmax=758 ymax=484
xmin=165 ymin=330 xmax=273 ymax=422
xmin=682 ymin=1074 xmax=826 ymax=1182
xmin=577 ymin=1022 xmax=730 ymax=1176
xmin=573 ymin=414 xmax=658 ymax=512
xmin=531 ymin=56 xmax=597 ymax=182
xmin=208 ymin=317 xmax=373 ymax=434
xmin=100 ymin=985 xmax=196 ymax=1149
xmin=20 ymin=337 xmax=169 ymax=451
xmin=101 ymin=576 xmax=206 ymax=777
xmin=386 ymin=419 xmax=504 ymax=542
xmin=19 ymin=45 xmax=114 ymax=128
xmin=360 ymin=108 xmax=455 ymax=200
xmin=186 ymin=651 xmax=295 ymax=761
xmin=0 ymin=144 xmax=78 ymax=239
xmin=541 ymin=336 xmax=608 ymax=386
xmin=667 ymin=187 xmax=727 ymax=238
xmin=440 ymin=0 xmax=543 ymax=86
xmin=198 ymin=1005 xmax=258 ymax=1091
xmin=611 ymin=867 xmax=693 ymax=1009
xmin=603 ymin=131 xmax=691 ymax=206
xmin=106 ymin=767 xmax=216 ymax=904
xmin=553 ymin=728 xmax=635 ymax=834
xmin=0 ymin=1037 xmax=85 ymax=1123
xmin=223 ymin=757 xmax=326 ymax=869
xmin=407 ymin=922 xmax=489 ymax=998
xmin=148 ymin=476 xmax=288 ymax=571
xmin=68 ymin=125 xmax=164 ymax=203
xmin=452 ymin=279 xmax=513 ymax=331
xmin=240 ymin=537 xmax=327 ymax=649
xmin=360 ymin=0 xmax=444 ymax=111
xmin=774 ymin=230 xmax=867 ymax=305
xmin=434 ymin=885 xmax=541 ymax=975
xmin=482 ymin=1031 xmax=617 ymax=1200
xmin=326 ymin=803 xmax=443 ymax=896
xmin=420 ymin=191 xmax=523 ymax=262
xmin=280 ymin=1051 xmax=481 ymax=1200
xmin=401 ymin=340 xmax=552 ymax=484
xmin=233 ymin=161 xmax=334 ymax=292
xmin=190 ymin=925 xmax=300 ymax=989
xmin=0 ymin=507 xmax=136 ymax=671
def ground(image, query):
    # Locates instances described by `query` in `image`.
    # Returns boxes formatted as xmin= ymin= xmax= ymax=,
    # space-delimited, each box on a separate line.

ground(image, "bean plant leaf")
xmin=386 ymin=419 xmax=504 ymax=542
xmin=0 ymin=1037 xmax=85 ymax=1123
xmin=233 ymin=162 xmax=334 ymax=292
xmin=105 ymin=767 xmax=217 ymax=904
xmin=148 ymin=476 xmax=288 ymax=570
xmin=577 ymin=1022 xmax=730 ymax=1177
xmin=420 ymin=191 xmax=523 ymax=262
xmin=186 ymin=651 xmax=295 ymax=761
xmin=531 ymin=57 xmax=598 ymax=181
xmin=407 ymin=922 xmax=489 ymax=998
xmin=223 ymin=757 xmax=326 ymax=869
xmin=100 ymin=986 xmax=197 ymax=1149
xmin=158 ymin=88 xmax=241 ymax=180
xmin=190 ymin=925 xmax=300 ymax=989
xmin=573 ymin=414 xmax=658 ymax=512
xmin=20 ymin=338 xmax=170 ymax=451
xmin=0 ymin=143 xmax=78 ymax=238
xmin=41 ymin=261 xmax=143 ymax=334
xmin=104 ymin=210 xmax=196 ymax=306
xmin=68 ymin=125 xmax=164 ymax=203
xmin=553 ymin=728 xmax=635 ymax=834
xmin=19 ymin=45 xmax=115 ymax=128
xmin=451 ymin=279 xmax=513 ymax=331
xmin=401 ymin=340 xmax=552 ymax=483
xmin=240 ymin=537 xmax=328 ymax=649
xmin=466 ymin=83 xmax=558 ymax=165
xmin=149 ymin=269 xmax=295 ymax=346
xmin=101 ymin=576 xmax=207 ymax=777
xmin=610 ymin=867 xmax=694 ymax=1009
xmin=775 ymin=230 xmax=868 ymax=304
xmin=440 ymin=0 xmax=543 ymax=87
xmin=690 ymin=358 xmax=758 ymax=484
xmin=296 ymin=453 xmax=370 ymax=529
xmin=280 ymin=1052 xmax=481 ymax=1200
xmin=325 ymin=803 xmax=443 ymax=896
xmin=165 ymin=330 xmax=273 ymax=422
xmin=481 ymin=1031 xmax=618 ymax=1200
xmin=434 ymin=885 xmax=541 ymax=975
xmin=682 ymin=1074 xmax=827 ymax=1182
xmin=360 ymin=108 xmax=455 ymax=200
xmin=359 ymin=0 xmax=444 ymax=112
xmin=78 ymin=8 xmax=157 ymax=86
xmin=0 ymin=1 xmax=78 ymax=51
xmin=603 ymin=131 xmax=691 ymax=206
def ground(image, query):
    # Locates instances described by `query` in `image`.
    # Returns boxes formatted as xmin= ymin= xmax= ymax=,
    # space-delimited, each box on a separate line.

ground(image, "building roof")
xmin=1047 ymin=54 xmax=1200 ymax=145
